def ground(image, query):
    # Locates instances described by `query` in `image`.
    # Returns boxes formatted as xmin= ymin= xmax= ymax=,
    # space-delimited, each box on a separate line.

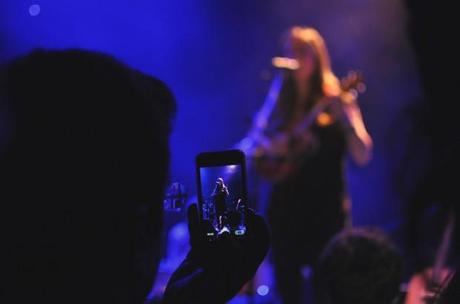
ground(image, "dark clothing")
xmin=266 ymin=100 xmax=348 ymax=303
xmin=212 ymin=190 xmax=228 ymax=220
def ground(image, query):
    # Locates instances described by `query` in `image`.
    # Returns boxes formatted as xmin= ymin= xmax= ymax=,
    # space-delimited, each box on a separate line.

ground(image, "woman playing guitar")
xmin=246 ymin=26 xmax=373 ymax=303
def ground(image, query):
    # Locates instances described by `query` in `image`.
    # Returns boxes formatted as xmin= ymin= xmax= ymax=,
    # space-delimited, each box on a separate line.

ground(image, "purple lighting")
xmin=29 ymin=4 xmax=41 ymax=16
xmin=256 ymin=285 xmax=269 ymax=296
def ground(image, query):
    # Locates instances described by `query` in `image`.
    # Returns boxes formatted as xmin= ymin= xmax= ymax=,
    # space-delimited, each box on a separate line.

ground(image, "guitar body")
xmin=251 ymin=130 xmax=318 ymax=182
xmin=254 ymin=158 xmax=296 ymax=183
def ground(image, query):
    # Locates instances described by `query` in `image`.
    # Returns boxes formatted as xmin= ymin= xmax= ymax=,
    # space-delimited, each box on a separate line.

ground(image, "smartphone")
xmin=196 ymin=149 xmax=248 ymax=239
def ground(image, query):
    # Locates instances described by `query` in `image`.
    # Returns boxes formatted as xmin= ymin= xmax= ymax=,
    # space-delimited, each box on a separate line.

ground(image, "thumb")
xmin=187 ymin=203 xmax=200 ymax=246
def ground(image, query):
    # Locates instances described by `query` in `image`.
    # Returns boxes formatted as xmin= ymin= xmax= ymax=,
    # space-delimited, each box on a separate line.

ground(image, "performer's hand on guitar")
xmin=327 ymin=95 xmax=355 ymax=126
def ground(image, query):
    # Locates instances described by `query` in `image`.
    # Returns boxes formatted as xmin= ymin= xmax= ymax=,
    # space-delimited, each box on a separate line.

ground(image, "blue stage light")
xmin=29 ymin=4 xmax=41 ymax=17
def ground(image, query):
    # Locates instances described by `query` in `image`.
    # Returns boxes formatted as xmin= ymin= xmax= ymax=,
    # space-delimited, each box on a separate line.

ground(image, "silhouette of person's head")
xmin=316 ymin=227 xmax=403 ymax=304
xmin=212 ymin=178 xmax=228 ymax=196
xmin=0 ymin=49 xmax=175 ymax=303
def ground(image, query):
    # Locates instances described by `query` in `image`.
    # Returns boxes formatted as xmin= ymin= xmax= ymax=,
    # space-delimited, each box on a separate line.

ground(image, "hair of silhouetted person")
xmin=0 ymin=49 xmax=176 ymax=303
xmin=316 ymin=227 xmax=403 ymax=304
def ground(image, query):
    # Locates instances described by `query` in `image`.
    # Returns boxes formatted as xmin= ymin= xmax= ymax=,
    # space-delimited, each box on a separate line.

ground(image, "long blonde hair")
xmin=286 ymin=26 xmax=340 ymax=97
xmin=267 ymin=27 xmax=340 ymax=131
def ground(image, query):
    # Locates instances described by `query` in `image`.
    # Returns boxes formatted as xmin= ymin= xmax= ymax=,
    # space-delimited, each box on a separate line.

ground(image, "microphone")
xmin=272 ymin=56 xmax=299 ymax=70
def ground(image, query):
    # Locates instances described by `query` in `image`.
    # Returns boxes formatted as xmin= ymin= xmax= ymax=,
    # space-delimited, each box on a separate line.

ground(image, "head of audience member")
xmin=316 ymin=227 xmax=403 ymax=304
xmin=0 ymin=49 xmax=175 ymax=303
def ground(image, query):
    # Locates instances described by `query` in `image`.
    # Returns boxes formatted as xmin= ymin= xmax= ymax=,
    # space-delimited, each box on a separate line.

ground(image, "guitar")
xmin=405 ymin=211 xmax=455 ymax=304
xmin=237 ymin=71 xmax=365 ymax=182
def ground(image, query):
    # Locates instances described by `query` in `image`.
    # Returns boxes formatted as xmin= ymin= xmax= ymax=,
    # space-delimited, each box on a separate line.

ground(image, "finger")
xmin=187 ymin=203 xmax=200 ymax=248
xmin=244 ymin=211 xmax=270 ymax=257
xmin=187 ymin=203 xmax=199 ymax=233
xmin=251 ymin=214 xmax=270 ymax=254
xmin=242 ymin=208 xmax=256 ymax=233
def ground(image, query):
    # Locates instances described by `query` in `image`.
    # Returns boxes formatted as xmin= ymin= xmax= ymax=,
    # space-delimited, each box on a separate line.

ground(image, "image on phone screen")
xmin=199 ymin=164 xmax=247 ymax=237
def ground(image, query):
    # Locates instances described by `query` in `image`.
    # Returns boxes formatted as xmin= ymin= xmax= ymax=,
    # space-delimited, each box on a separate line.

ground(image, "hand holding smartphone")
xmin=196 ymin=149 xmax=248 ymax=240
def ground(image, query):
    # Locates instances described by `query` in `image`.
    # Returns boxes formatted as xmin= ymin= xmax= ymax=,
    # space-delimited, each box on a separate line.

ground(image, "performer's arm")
xmin=331 ymin=96 xmax=373 ymax=166
xmin=343 ymin=100 xmax=373 ymax=166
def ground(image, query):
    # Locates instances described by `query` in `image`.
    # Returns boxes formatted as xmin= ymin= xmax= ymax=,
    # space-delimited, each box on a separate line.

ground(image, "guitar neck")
xmin=291 ymin=97 xmax=332 ymax=136
xmin=432 ymin=212 xmax=455 ymax=285
xmin=291 ymin=88 xmax=358 ymax=137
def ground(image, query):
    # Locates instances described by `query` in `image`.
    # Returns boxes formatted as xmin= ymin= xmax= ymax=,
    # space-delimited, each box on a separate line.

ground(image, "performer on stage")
xmin=211 ymin=177 xmax=230 ymax=233
xmin=254 ymin=26 xmax=373 ymax=303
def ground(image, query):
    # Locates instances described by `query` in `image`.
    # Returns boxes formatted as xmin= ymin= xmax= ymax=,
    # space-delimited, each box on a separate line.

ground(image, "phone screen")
xmin=196 ymin=150 xmax=247 ymax=238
